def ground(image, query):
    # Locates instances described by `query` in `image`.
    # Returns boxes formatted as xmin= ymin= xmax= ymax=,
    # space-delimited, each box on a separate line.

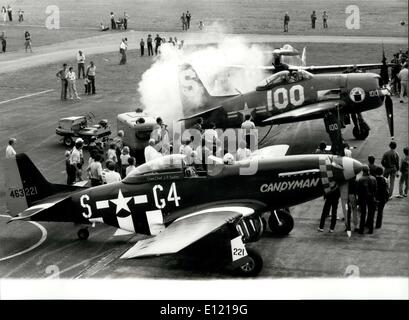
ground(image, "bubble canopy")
xmin=123 ymin=154 xmax=186 ymax=182
xmin=256 ymin=70 xmax=313 ymax=91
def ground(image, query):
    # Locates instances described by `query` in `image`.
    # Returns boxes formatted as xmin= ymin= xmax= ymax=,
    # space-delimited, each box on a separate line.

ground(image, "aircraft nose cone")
xmin=342 ymin=157 xmax=363 ymax=181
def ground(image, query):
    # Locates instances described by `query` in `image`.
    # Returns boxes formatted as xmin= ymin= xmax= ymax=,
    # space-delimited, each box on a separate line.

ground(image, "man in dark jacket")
xmin=357 ymin=165 xmax=377 ymax=234
xmin=368 ymin=155 xmax=380 ymax=176
xmin=381 ymin=141 xmax=400 ymax=198
xmin=311 ymin=11 xmax=317 ymax=29
xmin=374 ymin=166 xmax=389 ymax=229
xmin=318 ymin=188 xmax=340 ymax=233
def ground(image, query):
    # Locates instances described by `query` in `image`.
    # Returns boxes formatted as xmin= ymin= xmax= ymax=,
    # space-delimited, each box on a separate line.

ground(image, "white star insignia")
xmin=238 ymin=102 xmax=254 ymax=118
xmin=110 ymin=189 xmax=132 ymax=215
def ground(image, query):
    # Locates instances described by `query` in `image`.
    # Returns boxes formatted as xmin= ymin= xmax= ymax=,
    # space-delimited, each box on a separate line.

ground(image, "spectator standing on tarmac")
xmin=140 ymin=38 xmax=145 ymax=56
xmin=144 ymin=139 xmax=162 ymax=162
xmin=318 ymin=188 xmax=340 ymax=233
xmin=70 ymin=140 xmax=84 ymax=182
xmin=374 ymin=167 xmax=390 ymax=229
xmin=24 ymin=31 xmax=32 ymax=53
xmin=123 ymin=12 xmax=129 ymax=30
xmin=323 ymin=11 xmax=328 ymax=28
xmin=107 ymin=143 xmax=118 ymax=166
xmin=397 ymin=147 xmax=409 ymax=198
xmin=398 ymin=63 xmax=408 ymax=103
xmin=120 ymin=146 xmax=131 ymax=178
xmin=18 ymin=9 xmax=23 ymax=22
xmin=181 ymin=13 xmax=187 ymax=31
xmin=5 ymin=138 xmax=17 ymax=159
xmin=67 ymin=67 xmax=81 ymax=101
xmin=77 ymin=50 xmax=86 ymax=79
xmin=126 ymin=157 xmax=136 ymax=176
xmin=65 ymin=150 xmax=76 ymax=185
xmin=86 ymin=61 xmax=96 ymax=94
xmin=283 ymin=12 xmax=290 ymax=32
xmin=357 ymin=165 xmax=377 ymax=234
xmin=154 ymin=34 xmax=162 ymax=55
xmin=7 ymin=5 xmax=12 ymax=22
xmin=1 ymin=7 xmax=6 ymax=23
xmin=88 ymin=154 xmax=103 ymax=186
xmin=186 ymin=11 xmax=192 ymax=29
xmin=241 ymin=114 xmax=256 ymax=150
xmin=368 ymin=155 xmax=380 ymax=176
xmin=1 ymin=32 xmax=7 ymax=53
xmin=381 ymin=141 xmax=400 ymax=198
xmin=110 ymin=12 xmax=116 ymax=29
xmin=103 ymin=161 xmax=121 ymax=184
xmin=119 ymin=38 xmax=128 ymax=65
xmin=311 ymin=11 xmax=317 ymax=29
xmin=147 ymin=34 xmax=153 ymax=56
xmin=347 ymin=177 xmax=359 ymax=232
xmin=56 ymin=63 xmax=68 ymax=100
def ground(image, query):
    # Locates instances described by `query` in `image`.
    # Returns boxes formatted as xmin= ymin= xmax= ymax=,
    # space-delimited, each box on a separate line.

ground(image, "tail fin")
xmin=178 ymin=63 xmax=215 ymax=117
xmin=4 ymin=153 xmax=79 ymax=216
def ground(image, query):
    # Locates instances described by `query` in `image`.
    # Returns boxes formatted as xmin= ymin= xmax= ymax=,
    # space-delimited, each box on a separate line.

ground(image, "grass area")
xmin=0 ymin=0 xmax=407 ymax=52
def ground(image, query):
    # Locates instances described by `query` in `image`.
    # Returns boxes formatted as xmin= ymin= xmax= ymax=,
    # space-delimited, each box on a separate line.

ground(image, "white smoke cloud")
xmin=137 ymin=34 xmax=269 ymax=124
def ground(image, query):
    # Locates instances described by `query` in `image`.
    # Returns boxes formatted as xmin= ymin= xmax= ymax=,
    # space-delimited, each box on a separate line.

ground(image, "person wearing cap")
xmin=144 ymin=139 xmax=162 ymax=163
xmin=381 ymin=141 xmax=400 ymax=198
xmin=6 ymin=138 xmax=16 ymax=159
xmin=357 ymin=165 xmax=377 ymax=234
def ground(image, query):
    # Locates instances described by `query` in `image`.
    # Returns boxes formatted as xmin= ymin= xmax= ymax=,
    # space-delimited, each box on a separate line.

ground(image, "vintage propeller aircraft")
xmin=4 ymin=148 xmax=362 ymax=277
xmin=179 ymin=63 xmax=394 ymax=143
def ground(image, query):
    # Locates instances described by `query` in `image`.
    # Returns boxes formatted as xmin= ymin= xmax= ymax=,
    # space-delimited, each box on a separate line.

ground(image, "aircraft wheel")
xmin=352 ymin=126 xmax=369 ymax=140
xmin=77 ymin=228 xmax=89 ymax=240
xmin=268 ymin=210 xmax=294 ymax=236
xmin=235 ymin=248 xmax=263 ymax=277
xmin=63 ymin=136 xmax=73 ymax=147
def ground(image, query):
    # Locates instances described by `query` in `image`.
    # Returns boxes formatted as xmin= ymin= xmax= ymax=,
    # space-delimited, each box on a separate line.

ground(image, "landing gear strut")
xmin=268 ymin=209 xmax=294 ymax=236
xmin=77 ymin=227 xmax=89 ymax=240
xmin=351 ymin=113 xmax=370 ymax=140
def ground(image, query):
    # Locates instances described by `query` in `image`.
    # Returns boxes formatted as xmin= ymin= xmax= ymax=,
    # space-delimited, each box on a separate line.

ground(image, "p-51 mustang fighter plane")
xmin=5 ymin=150 xmax=362 ymax=277
xmin=179 ymin=63 xmax=394 ymax=143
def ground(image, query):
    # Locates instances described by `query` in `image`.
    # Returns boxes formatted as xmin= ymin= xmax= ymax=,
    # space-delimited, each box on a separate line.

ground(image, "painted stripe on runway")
xmin=0 ymin=214 xmax=47 ymax=262
xmin=0 ymin=89 xmax=54 ymax=105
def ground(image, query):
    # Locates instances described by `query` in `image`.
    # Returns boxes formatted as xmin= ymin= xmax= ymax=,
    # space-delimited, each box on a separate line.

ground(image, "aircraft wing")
xmin=178 ymin=105 xmax=224 ymax=121
xmin=297 ymin=63 xmax=391 ymax=74
xmin=263 ymin=101 xmax=339 ymax=124
xmin=120 ymin=207 xmax=253 ymax=259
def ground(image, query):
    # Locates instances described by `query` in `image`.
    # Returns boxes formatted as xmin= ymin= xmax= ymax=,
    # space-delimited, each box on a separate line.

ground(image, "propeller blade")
xmin=385 ymin=95 xmax=394 ymax=138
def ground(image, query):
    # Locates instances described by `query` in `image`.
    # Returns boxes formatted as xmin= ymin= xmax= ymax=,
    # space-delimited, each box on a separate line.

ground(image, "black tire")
xmin=352 ymin=126 xmax=369 ymax=140
xmin=63 ymin=136 xmax=73 ymax=147
xmin=268 ymin=210 xmax=294 ymax=236
xmin=77 ymin=228 xmax=89 ymax=240
xmin=235 ymin=248 xmax=263 ymax=277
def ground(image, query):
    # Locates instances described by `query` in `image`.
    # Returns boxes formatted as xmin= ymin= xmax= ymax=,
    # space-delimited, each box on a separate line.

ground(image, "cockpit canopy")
xmin=256 ymin=70 xmax=313 ymax=91
xmin=124 ymin=154 xmax=186 ymax=182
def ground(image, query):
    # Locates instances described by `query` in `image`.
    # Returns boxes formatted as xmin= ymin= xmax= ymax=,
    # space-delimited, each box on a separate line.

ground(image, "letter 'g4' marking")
xmin=80 ymin=194 xmax=92 ymax=219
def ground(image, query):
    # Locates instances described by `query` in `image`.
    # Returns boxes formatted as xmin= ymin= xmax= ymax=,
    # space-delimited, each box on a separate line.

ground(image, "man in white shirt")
xmin=103 ymin=161 xmax=121 ymax=184
xmin=180 ymin=139 xmax=194 ymax=165
xmin=398 ymin=63 xmax=408 ymax=103
xmin=67 ymin=67 xmax=80 ymax=100
xmin=5 ymin=138 xmax=16 ymax=158
xmin=77 ymin=50 xmax=86 ymax=79
xmin=89 ymin=154 xmax=103 ymax=186
xmin=236 ymin=140 xmax=251 ymax=161
xmin=241 ymin=114 xmax=256 ymax=150
xmin=204 ymin=122 xmax=218 ymax=150
xmin=144 ymin=139 xmax=162 ymax=162
xmin=69 ymin=140 xmax=84 ymax=182
xmin=119 ymin=38 xmax=128 ymax=65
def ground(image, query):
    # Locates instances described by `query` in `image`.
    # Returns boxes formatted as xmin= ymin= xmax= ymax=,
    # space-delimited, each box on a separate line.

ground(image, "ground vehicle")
xmin=56 ymin=114 xmax=111 ymax=147
xmin=117 ymin=110 xmax=158 ymax=154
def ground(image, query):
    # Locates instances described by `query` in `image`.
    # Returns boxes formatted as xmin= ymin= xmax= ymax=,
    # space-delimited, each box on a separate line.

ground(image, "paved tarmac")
xmin=0 ymin=31 xmax=407 ymax=74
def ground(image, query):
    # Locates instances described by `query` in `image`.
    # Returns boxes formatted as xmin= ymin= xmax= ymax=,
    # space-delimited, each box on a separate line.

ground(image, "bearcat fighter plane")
xmin=5 ymin=150 xmax=362 ymax=276
xmin=179 ymin=63 xmax=394 ymax=142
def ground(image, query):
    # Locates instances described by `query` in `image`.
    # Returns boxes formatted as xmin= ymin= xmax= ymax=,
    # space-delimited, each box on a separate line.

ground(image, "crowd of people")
xmin=283 ymin=10 xmax=329 ymax=32
xmin=1 ymin=4 xmax=24 ymax=23
xmin=390 ymin=49 xmax=409 ymax=103
xmin=315 ymin=140 xmax=408 ymax=237
xmin=56 ymin=52 xmax=96 ymax=101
